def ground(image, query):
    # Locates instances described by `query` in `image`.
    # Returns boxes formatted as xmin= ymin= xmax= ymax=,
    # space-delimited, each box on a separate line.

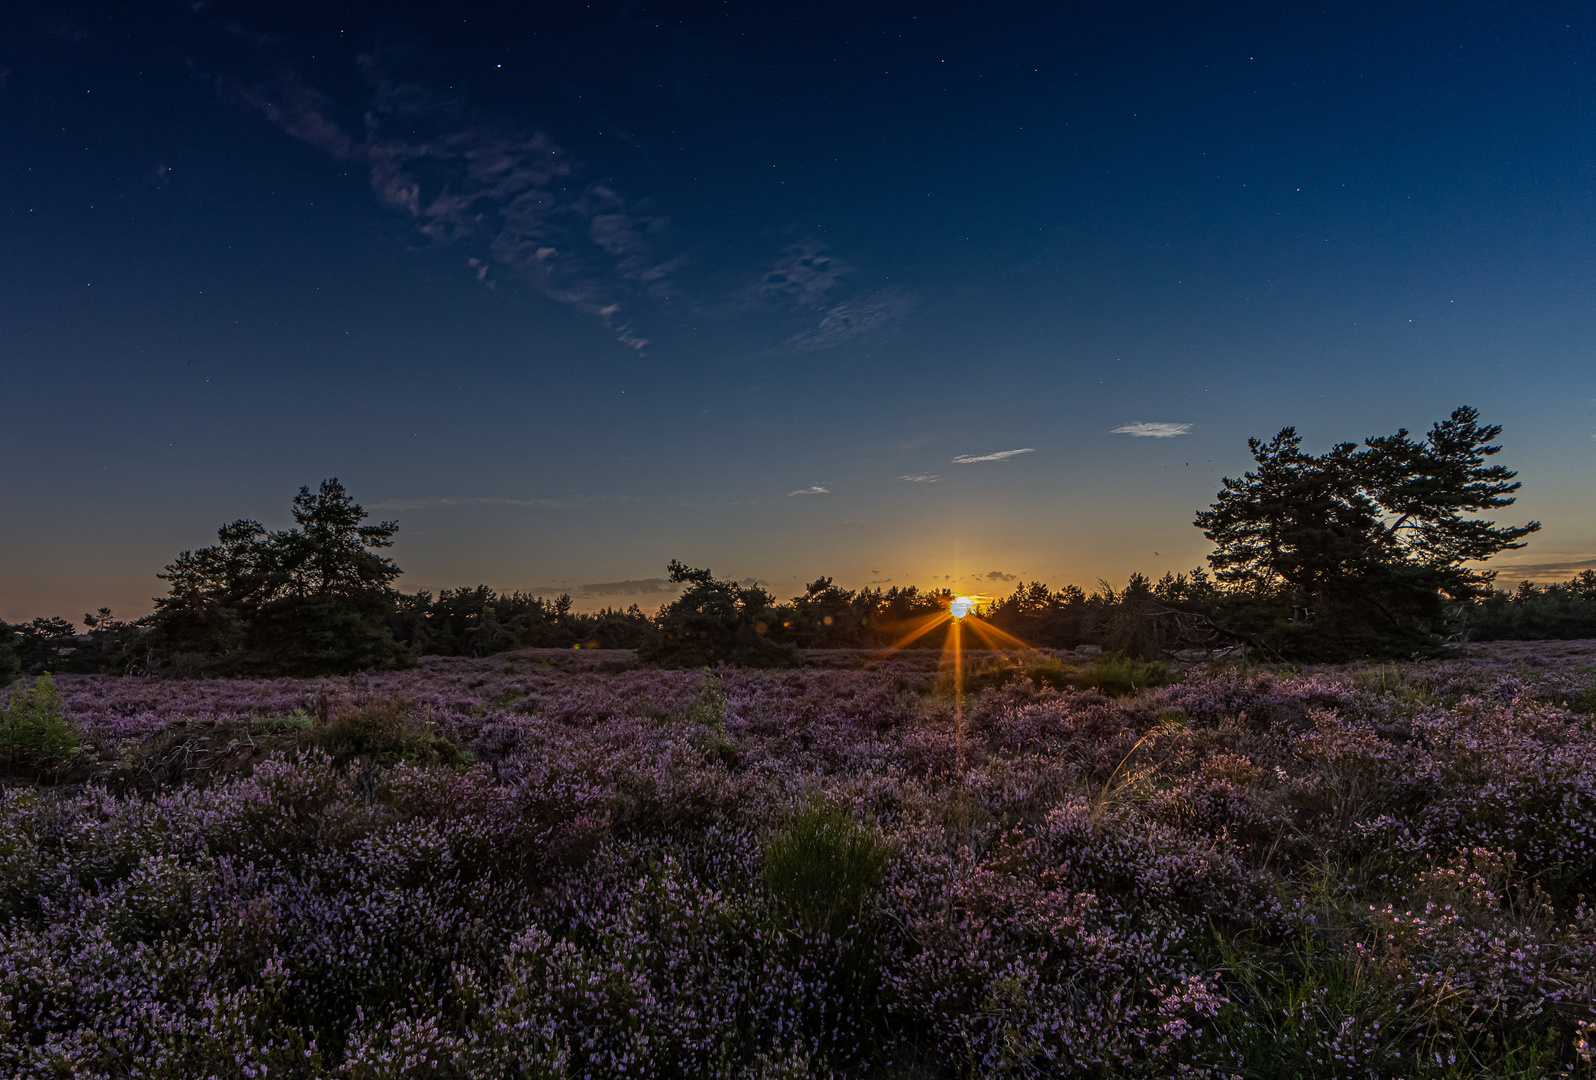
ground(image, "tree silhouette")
xmin=150 ymin=479 xmax=411 ymax=675
xmin=1196 ymin=407 xmax=1539 ymax=658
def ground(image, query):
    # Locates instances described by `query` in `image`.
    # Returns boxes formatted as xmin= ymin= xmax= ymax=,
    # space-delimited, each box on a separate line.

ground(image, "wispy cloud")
xmin=789 ymin=289 xmax=912 ymax=351
xmin=231 ymin=78 xmax=352 ymax=158
xmin=985 ymin=570 xmax=1018 ymax=582
xmin=214 ymin=29 xmax=904 ymax=357
xmin=1483 ymin=556 xmax=1596 ymax=582
xmin=756 ymin=239 xmax=912 ymax=350
xmin=1111 ymin=422 xmax=1193 ymax=438
xmin=952 ymin=448 xmax=1035 ymax=463
xmin=761 ymin=240 xmax=846 ymax=306
xmin=576 ymin=578 xmax=675 ymax=597
xmin=369 ymin=496 xmax=579 ymax=511
xmin=787 ymin=485 xmax=830 ymax=496
xmin=898 ymin=473 xmax=941 ymax=483
xmin=219 ymin=48 xmax=674 ymax=350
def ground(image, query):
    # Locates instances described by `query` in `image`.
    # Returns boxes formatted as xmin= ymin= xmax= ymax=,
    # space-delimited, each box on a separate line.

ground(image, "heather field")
xmin=4 ymin=642 xmax=1596 ymax=1078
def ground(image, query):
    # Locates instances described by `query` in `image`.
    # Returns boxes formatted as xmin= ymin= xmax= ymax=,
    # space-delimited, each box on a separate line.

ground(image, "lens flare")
xmin=864 ymin=588 xmax=1031 ymax=799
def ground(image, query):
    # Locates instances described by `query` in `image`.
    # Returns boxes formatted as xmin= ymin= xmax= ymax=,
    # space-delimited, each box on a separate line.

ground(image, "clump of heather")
xmin=2 ymin=641 xmax=1594 ymax=1077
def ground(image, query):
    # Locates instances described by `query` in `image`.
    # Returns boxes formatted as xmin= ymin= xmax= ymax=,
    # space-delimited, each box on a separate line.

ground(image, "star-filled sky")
xmin=4 ymin=1 xmax=1595 ymax=621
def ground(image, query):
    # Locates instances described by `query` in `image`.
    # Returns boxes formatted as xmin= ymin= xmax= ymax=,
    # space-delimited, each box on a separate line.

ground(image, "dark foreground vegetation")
xmin=2 ymin=641 xmax=1595 ymax=1077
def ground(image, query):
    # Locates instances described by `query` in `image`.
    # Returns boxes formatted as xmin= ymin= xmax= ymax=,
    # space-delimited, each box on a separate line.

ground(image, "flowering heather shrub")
xmin=1358 ymin=849 xmax=1596 ymax=1043
xmin=2 ymin=641 xmax=1594 ymax=1077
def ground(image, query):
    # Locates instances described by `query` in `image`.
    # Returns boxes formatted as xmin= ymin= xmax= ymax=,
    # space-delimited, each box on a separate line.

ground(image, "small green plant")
xmin=1025 ymin=655 xmax=1078 ymax=690
xmin=1211 ymin=929 xmax=1400 ymax=1079
xmin=684 ymin=670 xmax=728 ymax=727
xmin=685 ymin=670 xmax=737 ymax=765
xmin=1579 ymin=667 xmax=1596 ymax=715
xmin=1071 ymin=654 xmax=1171 ymax=696
xmin=934 ymin=655 xmax=1026 ymax=695
xmin=0 ymin=624 xmax=19 ymax=688
xmin=250 ymin=710 xmax=315 ymax=735
xmin=762 ymin=803 xmax=890 ymax=938
xmin=312 ymin=698 xmax=459 ymax=765
xmin=934 ymin=653 xmax=1169 ymax=696
xmin=1351 ymin=662 xmax=1434 ymax=706
xmin=0 ymin=673 xmax=77 ymax=775
xmin=473 ymin=687 xmax=526 ymax=715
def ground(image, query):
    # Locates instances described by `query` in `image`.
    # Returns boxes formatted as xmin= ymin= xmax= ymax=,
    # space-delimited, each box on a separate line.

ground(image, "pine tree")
xmin=1195 ymin=407 xmax=1539 ymax=659
xmin=150 ymin=479 xmax=412 ymax=675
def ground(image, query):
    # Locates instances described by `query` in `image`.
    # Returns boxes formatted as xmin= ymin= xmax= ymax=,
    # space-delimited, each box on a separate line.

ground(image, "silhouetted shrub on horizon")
xmin=640 ymin=560 xmax=802 ymax=668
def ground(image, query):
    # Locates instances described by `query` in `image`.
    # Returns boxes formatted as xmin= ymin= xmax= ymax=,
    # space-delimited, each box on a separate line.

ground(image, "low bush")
xmin=1072 ymin=654 xmax=1171 ymax=696
xmin=762 ymin=802 xmax=890 ymax=939
xmin=0 ymin=622 xmax=20 ymax=687
xmin=934 ymin=654 xmax=1028 ymax=695
xmin=1026 ymin=653 xmax=1078 ymax=690
xmin=682 ymin=670 xmax=738 ymax=766
xmin=0 ymin=673 xmax=76 ymax=775
xmin=312 ymin=697 xmax=462 ymax=766
xmin=944 ymin=653 xmax=1172 ymax=697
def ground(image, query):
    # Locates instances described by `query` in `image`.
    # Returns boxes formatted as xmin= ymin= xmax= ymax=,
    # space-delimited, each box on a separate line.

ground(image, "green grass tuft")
xmin=762 ymin=803 xmax=890 ymax=939
xmin=1070 ymin=654 xmax=1171 ymax=696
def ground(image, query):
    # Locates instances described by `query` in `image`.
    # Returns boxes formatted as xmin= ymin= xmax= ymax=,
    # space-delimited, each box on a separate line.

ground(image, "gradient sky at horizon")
xmin=4 ymin=0 xmax=1595 ymax=622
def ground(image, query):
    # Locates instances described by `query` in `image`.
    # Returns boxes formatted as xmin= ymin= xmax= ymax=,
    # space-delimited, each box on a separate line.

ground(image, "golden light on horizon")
xmin=862 ymin=587 xmax=1030 ymax=782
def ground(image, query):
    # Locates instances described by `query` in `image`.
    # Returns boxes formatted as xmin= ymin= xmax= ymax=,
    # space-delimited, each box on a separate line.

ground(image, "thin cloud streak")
xmin=367 ymin=497 xmax=574 ymax=510
xmin=1111 ymin=422 xmax=1193 ymax=437
xmin=576 ymin=578 xmax=675 ymax=597
xmin=952 ymin=448 xmax=1035 ymax=463
xmin=898 ymin=474 xmax=941 ymax=483
xmin=787 ymin=485 xmax=830 ymax=496
xmin=369 ymin=496 xmax=579 ymax=511
xmin=1483 ymin=556 xmax=1596 ymax=582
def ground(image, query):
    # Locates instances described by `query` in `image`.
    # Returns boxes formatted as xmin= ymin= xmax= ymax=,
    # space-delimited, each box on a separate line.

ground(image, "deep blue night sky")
xmin=4 ymin=1 xmax=1594 ymax=620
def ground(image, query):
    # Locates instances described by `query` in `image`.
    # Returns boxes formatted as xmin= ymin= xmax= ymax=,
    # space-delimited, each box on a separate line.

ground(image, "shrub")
xmin=946 ymin=652 xmax=1169 ymax=697
xmin=683 ymin=669 xmax=728 ymax=728
xmin=641 ymin=561 xmax=802 ymax=668
xmin=0 ymin=674 xmax=76 ymax=775
xmin=0 ymin=622 xmax=20 ymax=687
xmin=933 ymin=654 xmax=1027 ymax=695
xmin=312 ymin=698 xmax=461 ymax=766
xmin=762 ymin=803 xmax=890 ymax=938
xmin=1212 ymin=928 xmax=1400 ymax=1078
xmin=1071 ymin=654 xmax=1172 ymax=696
xmin=683 ymin=670 xmax=737 ymax=766
xmin=1026 ymin=654 xmax=1078 ymax=690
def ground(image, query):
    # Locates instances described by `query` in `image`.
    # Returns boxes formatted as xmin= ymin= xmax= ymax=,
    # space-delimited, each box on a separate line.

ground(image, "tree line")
xmin=2 ymin=406 xmax=1579 ymax=680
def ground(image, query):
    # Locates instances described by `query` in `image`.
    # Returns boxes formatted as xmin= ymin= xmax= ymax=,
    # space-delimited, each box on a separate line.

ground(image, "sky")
xmin=4 ymin=0 xmax=1595 ymax=622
